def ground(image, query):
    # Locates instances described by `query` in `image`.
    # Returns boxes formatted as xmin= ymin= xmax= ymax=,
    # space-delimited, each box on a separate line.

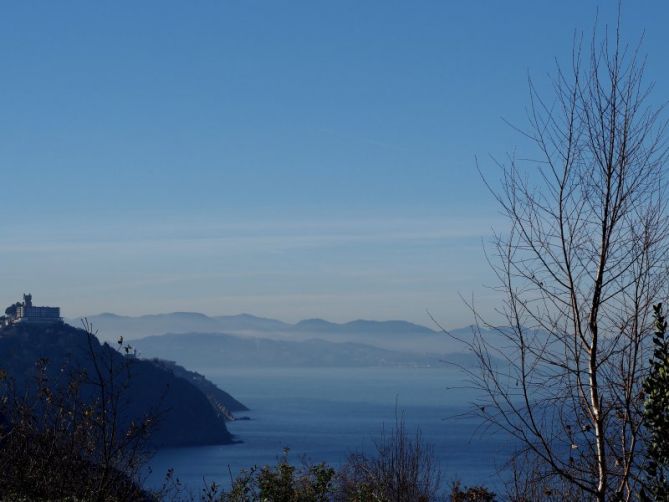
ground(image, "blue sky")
xmin=1 ymin=2 xmax=667 ymax=326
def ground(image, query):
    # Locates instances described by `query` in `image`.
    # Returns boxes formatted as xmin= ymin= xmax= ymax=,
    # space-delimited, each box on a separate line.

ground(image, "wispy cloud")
xmin=0 ymin=215 xmax=504 ymax=255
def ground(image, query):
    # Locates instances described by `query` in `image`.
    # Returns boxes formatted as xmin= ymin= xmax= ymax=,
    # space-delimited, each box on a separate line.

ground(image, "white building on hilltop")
xmin=2 ymin=294 xmax=62 ymax=326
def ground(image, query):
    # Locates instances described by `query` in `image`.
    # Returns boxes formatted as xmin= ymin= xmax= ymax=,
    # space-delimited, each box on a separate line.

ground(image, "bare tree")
xmin=0 ymin=322 xmax=156 ymax=500
xmin=337 ymin=412 xmax=442 ymax=502
xmin=464 ymin=17 xmax=669 ymax=501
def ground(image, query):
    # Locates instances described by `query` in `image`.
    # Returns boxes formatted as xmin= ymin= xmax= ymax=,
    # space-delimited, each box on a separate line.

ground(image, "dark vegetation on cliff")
xmin=148 ymin=358 xmax=248 ymax=421
xmin=0 ymin=322 xmax=238 ymax=447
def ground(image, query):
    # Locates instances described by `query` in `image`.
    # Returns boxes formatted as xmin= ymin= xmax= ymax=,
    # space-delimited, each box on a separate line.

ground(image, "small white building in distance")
xmin=2 ymin=294 xmax=62 ymax=326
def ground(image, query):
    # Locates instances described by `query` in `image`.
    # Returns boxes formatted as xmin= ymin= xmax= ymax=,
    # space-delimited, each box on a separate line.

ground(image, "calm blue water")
xmin=145 ymin=367 xmax=513 ymax=494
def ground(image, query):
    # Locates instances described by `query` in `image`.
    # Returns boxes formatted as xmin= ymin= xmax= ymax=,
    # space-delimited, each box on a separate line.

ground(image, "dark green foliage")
xmin=215 ymin=415 xmax=483 ymax=501
xmin=218 ymin=448 xmax=494 ymax=502
xmin=450 ymin=481 xmax=496 ymax=501
xmin=4 ymin=302 xmax=19 ymax=317
xmin=216 ymin=450 xmax=335 ymax=501
xmin=641 ymin=303 xmax=669 ymax=501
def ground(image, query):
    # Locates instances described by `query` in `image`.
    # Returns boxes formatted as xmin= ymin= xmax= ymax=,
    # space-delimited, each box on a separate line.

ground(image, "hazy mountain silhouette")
xmin=130 ymin=331 xmax=482 ymax=370
xmin=214 ymin=313 xmax=292 ymax=332
xmin=67 ymin=312 xmax=438 ymax=343
xmin=72 ymin=312 xmax=225 ymax=341
xmin=292 ymin=318 xmax=437 ymax=335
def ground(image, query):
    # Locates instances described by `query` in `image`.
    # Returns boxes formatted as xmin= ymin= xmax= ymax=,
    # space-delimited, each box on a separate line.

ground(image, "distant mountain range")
xmin=66 ymin=312 xmax=438 ymax=343
xmin=64 ymin=312 xmax=510 ymax=370
xmin=131 ymin=332 xmax=464 ymax=370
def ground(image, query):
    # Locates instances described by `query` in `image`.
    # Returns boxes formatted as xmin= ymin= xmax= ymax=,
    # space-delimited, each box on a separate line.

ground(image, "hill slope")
xmin=0 ymin=322 xmax=240 ymax=447
xmin=147 ymin=359 xmax=248 ymax=420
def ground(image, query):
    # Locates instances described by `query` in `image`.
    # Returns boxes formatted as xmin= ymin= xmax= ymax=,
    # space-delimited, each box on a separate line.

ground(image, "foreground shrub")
xmin=0 ymin=333 xmax=154 ymax=501
xmin=450 ymin=481 xmax=496 ymax=502
xmin=641 ymin=303 xmax=669 ymax=501
xmin=336 ymin=415 xmax=441 ymax=502
xmin=212 ymin=450 xmax=335 ymax=501
xmin=210 ymin=412 xmax=497 ymax=502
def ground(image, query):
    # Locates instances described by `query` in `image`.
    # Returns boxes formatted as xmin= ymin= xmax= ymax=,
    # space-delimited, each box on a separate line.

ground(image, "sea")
xmin=145 ymin=366 xmax=514 ymax=496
